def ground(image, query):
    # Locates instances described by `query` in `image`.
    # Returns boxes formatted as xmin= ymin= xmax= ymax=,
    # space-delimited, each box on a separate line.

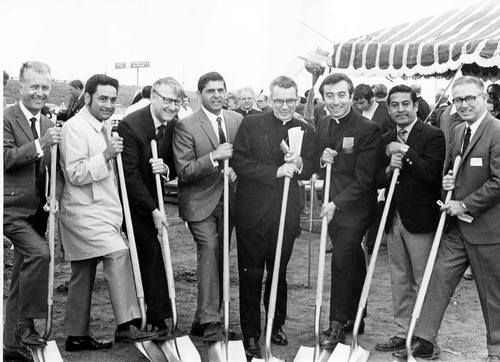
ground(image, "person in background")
xmin=428 ymin=88 xmax=449 ymax=127
xmin=373 ymin=83 xmax=388 ymax=109
xmin=255 ymin=94 xmax=272 ymax=113
xmin=487 ymin=83 xmax=500 ymax=102
xmin=125 ymin=86 xmax=151 ymax=116
xmin=410 ymin=83 xmax=431 ymax=122
xmin=234 ymin=87 xmax=261 ymax=117
xmin=177 ymin=95 xmax=194 ymax=119
xmin=3 ymin=70 xmax=9 ymax=107
xmin=57 ymin=80 xmax=85 ymax=122
xmin=353 ymin=83 xmax=394 ymax=134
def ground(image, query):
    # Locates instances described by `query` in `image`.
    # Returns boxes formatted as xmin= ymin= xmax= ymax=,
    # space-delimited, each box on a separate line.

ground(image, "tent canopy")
xmin=331 ymin=1 xmax=500 ymax=80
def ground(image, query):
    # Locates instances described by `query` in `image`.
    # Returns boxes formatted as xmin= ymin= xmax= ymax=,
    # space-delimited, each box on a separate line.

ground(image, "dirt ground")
xmin=3 ymin=202 xmax=488 ymax=361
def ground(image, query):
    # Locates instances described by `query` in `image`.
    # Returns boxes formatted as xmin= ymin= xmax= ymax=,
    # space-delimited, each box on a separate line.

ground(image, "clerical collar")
xmin=272 ymin=112 xmax=292 ymax=125
xmin=331 ymin=108 xmax=351 ymax=124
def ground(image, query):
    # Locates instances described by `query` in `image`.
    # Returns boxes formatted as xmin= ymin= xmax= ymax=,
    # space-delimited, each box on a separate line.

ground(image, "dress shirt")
xmin=19 ymin=100 xmax=43 ymax=156
xmin=396 ymin=117 xmax=418 ymax=142
xmin=201 ymin=105 xmax=227 ymax=167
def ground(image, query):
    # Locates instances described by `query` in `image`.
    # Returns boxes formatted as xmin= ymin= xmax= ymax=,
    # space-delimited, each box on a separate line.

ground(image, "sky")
xmin=0 ymin=0 xmax=478 ymax=100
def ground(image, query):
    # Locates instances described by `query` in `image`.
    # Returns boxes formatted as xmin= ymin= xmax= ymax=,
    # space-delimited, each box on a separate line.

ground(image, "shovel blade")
xmin=160 ymin=336 xmax=201 ymax=362
xmin=31 ymin=340 xmax=63 ymax=362
xmin=294 ymin=346 xmax=332 ymax=362
xmin=207 ymin=340 xmax=246 ymax=362
xmin=135 ymin=340 xmax=169 ymax=362
xmin=253 ymin=356 xmax=286 ymax=362
xmin=327 ymin=343 xmax=351 ymax=362
xmin=347 ymin=346 xmax=370 ymax=362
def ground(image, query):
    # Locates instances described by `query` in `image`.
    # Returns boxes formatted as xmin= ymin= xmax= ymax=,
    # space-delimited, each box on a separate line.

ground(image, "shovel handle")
xmin=223 ymin=159 xmax=231 ymax=344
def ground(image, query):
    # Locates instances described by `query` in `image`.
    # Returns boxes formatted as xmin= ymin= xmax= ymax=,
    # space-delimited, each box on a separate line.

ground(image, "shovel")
xmin=404 ymin=155 xmax=462 ymax=362
xmin=307 ymin=173 xmax=317 ymax=289
xmin=207 ymin=160 xmax=246 ymax=362
xmin=151 ymin=140 xmax=201 ymax=362
xmin=31 ymin=144 xmax=63 ymax=362
xmin=115 ymin=140 xmax=169 ymax=362
xmin=294 ymin=164 xmax=334 ymax=362
xmin=348 ymin=168 xmax=401 ymax=362
xmin=253 ymin=176 xmax=291 ymax=362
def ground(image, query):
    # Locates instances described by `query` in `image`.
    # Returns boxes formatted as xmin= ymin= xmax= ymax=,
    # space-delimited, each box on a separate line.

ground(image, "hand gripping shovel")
xmin=151 ymin=140 xmax=201 ymax=362
xmin=207 ymin=160 xmax=246 ymax=362
xmin=115 ymin=140 xmax=169 ymax=362
xmin=31 ymin=144 xmax=63 ymax=362
xmin=404 ymin=156 xmax=462 ymax=362
xmin=253 ymin=176 xmax=291 ymax=362
xmin=347 ymin=168 xmax=401 ymax=362
xmin=294 ymin=164 xmax=335 ymax=362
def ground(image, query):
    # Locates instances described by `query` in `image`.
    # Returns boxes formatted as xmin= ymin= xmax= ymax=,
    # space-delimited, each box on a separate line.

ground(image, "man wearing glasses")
xmin=173 ymin=72 xmax=243 ymax=342
xmin=234 ymin=86 xmax=262 ymax=117
xmin=232 ymin=75 xmax=314 ymax=359
xmin=117 ymin=77 xmax=185 ymax=340
xmin=396 ymin=76 xmax=500 ymax=362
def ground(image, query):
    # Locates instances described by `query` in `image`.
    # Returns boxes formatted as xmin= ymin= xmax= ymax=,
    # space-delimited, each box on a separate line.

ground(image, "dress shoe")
xmin=375 ymin=336 xmax=406 ymax=352
xmin=271 ymin=327 xmax=288 ymax=346
xmin=3 ymin=346 xmax=34 ymax=361
xmin=392 ymin=337 xmax=440 ymax=359
xmin=150 ymin=321 xmax=169 ymax=341
xmin=463 ymin=273 xmax=473 ymax=280
xmin=321 ymin=321 xmax=345 ymax=349
xmin=343 ymin=319 xmax=365 ymax=335
xmin=65 ymin=335 xmax=112 ymax=352
xmin=114 ymin=324 xmax=158 ymax=343
xmin=203 ymin=322 xmax=225 ymax=342
xmin=190 ymin=320 xmax=206 ymax=337
xmin=487 ymin=355 xmax=500 ymax=362
xmin=244 ymin=338 xmax=262 ymax=360
xmin=14 ymin=325 xmax=46 ymax=348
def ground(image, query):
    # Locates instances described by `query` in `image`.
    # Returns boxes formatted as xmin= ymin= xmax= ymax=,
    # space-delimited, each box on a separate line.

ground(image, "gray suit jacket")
xmin=173 ymin=108 xmax=243 ymax=222
xmin=445 ymin=112 xmax=500 ymax=244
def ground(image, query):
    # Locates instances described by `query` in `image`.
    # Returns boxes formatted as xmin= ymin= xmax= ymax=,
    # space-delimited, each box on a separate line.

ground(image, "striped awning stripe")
xmin=331 ymin=0 xmax=500 ymax=79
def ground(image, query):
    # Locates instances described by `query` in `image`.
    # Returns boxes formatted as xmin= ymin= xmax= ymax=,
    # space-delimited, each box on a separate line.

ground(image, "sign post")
xmin=114 ymin=61 xmax=150 ymax=86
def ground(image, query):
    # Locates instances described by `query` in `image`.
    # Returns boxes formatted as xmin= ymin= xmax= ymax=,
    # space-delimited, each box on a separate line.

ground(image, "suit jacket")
xmin=313 ymin=103 xmax=328 ymax=127
xmin=371 ymin=102 xmax=395 ymax=134
xmin=4 ymin=102 xmax=57 ymax=218
xmin=117 ymin=105 xmax=177 ymax=221
xmin=232 ymin=112 xmax=314 ymax=234
xmin=376 ymin=120 xmax=446 ymax=233
xmin=57 ymin=95 xmax=85 ymax=122
xmin=313 ymin=109 xmax=382 ymax=228
xmin=173 ymin=108 xmax=243 ymax=222
xmin=445 ymin=113 xmax=500 ymax=245
xmin=417 ymin=96 xmax=431 ymax=122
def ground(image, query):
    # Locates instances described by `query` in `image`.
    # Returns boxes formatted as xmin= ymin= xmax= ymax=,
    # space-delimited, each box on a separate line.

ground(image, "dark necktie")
xmin=156 ymin=124 xmax=167 ymax=157
xmin=397 ymin=128 xmax=407 ymax=144
xmin=30 ymin=117 xmax=39 ymax=139
xmin=217 ymin=117 xmax=226 ymax=144
xmin=462 ymin=126 xmax=471 ymax=155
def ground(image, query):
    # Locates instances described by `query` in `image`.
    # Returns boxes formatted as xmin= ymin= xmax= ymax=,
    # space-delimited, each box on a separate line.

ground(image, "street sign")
xmin=114 ymin=61 xmax=151 ymax=86
xmin=130 ymin=61 xmax=150 ymax=68
xmin=115 ymin=62 xmax=126 ymax=69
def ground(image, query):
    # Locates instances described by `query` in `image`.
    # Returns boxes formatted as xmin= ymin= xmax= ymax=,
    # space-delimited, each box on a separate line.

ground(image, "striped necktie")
xmin=397 ymin=128 xmax=407 ymax=144
xmin=217 ymin=117 xmax=226 ymax=144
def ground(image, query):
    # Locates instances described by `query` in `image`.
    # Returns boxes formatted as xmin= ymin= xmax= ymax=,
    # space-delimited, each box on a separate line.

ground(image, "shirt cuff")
xmin=35 ymin=139 xmax=44 ymax=157
xmin=209 ymin=152 xmax=219 ymax=168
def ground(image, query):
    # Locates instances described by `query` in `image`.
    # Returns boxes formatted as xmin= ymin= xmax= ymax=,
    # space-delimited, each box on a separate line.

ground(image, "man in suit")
xmin=234 ymin=86 xmax=261 ymax=117
xmin=255 ymin=94 xmax=272 ymax=113
xmin=373 ymin=85 xmax=445 ymax=353
xmin=395 ymin=76 xmax=500 ymax=362
xmin=353 ymin=83 xmax=394 ymax=134
xmin=232 ymin=75 xmax=314 ymax=359
xmin=60 ymin=74 xmax=157 ymax=352
xmin=57 ymin=79 xmax=85 ymax=122
xmin=172 ymin=71 xmax=243 ymax=342
xmin=3 ymin=61 xmax=62 ymax=361
xmin=314 ymin=73 xmax=382 ymax=349
xmin=313 ymin=101 xmax=328 ymax=128
xmin=411 ymin=83 xmax=431 ymax=122
xmin=373 ymin=83 xmax=389 ymax=109
xmin=118 ymin=77 xmax=184 ymax=339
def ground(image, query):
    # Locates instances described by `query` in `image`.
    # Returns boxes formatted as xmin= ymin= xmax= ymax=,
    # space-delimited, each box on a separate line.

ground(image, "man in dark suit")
xmin=234 ymin=86 xmax=262 ymax=117
xmin=313 ymin=102 xmax=328 ymax=128
xmin=411 ymin=83 xmax=431 ymax=122
xmin=314 ymin=73 xmax=382 ymax=349
xmin=3 ymin=61 xmax=62 ymax=361
xmin=118 ymin=77 xmax=185 ymax=339
xmin=373 ymin=85 xmax=445 ymax=353
xmin=232 ymin=75 xmax=314 ymax=359
xmin=397 ymin=76 xmax=500 ymax=362
xmin=353 ymin=83 xmax=394 ymax=134
xmin=57 ymin=79 xmax=85 ymax=122
xmin=172 ymin=72 xmax=243 ymax=342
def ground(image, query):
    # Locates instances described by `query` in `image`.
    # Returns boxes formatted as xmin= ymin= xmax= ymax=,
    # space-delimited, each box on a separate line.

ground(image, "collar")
xmin=19 ymin=100 xmax=41 ymax=121
xmin=466 ymin=110 xmax=487 ymax=135
xmin=331 ymin=108 xmax=351 ymax=124
xmin=202 ymin=105 xmax=224 ymax=123
xmin=397 ymin=117 xmax=418 ymax=134
xmin=80 ymin=106 xmax=106 ymax=133
xmin=272 ymin=111 xmax=292 ymax=125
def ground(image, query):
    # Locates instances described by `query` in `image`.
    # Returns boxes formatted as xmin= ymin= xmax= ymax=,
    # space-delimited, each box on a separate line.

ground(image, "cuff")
xmin=35 ymin=139 xmax=44 ymax=158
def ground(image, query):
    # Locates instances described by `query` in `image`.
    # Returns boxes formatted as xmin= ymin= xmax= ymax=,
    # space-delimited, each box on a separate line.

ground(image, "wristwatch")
xmin=461 ymin=201 xmax=468 ymax=211
xmin=400 ymin=144 xmax=409 ymax=156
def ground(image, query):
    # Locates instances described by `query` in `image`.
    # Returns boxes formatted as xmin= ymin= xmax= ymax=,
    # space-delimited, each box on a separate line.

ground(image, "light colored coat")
xmin=59 ymin=106 xmax=127 ymax=260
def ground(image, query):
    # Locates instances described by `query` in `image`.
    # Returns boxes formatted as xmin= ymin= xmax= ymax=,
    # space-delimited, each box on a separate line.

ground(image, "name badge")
xmin=343 ymin=137 xmax=354 ymax=149
xmin=470 ymin=157 xmax=483 ymax=166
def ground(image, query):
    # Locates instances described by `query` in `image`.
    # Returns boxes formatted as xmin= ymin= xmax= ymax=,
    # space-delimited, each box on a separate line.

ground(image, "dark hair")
xmin=69 ymin=79 xmax=84 ymax=90
xmin=85 ymin=74 xmax=119 ymax=97
xmin=141 ymin=85 xmax=152 ymax=98
xmin=487 ymin=83 xmax=500 ymax=93
xmin=197 ymin=72 xmax=226 ymax=93
xmin=319 ymin=73 xmax=354 ymax=98
xmin=269 ymin=75 xmax=298 ymax=97
xmin=3 ymin=70 xmax=9 ymax=87
xmin=353 ymin=84 xmax=374 ymax=102
xmin=387 ymin=84 xmax=418 ymax=104
xmin=372 ymin=83 xmax=388 ymax=98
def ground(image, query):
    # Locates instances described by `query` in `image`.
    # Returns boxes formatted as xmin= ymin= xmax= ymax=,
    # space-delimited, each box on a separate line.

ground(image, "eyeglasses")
xmin=153 ymin=89 xmax=181 ymax=106
xmin=452 ymin=93 xmax=483 ymax=106
xmin=272 ymin=98 xmax=297 ymax=107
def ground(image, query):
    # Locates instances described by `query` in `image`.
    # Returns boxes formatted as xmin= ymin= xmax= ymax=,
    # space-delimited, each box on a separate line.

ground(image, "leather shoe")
xmin=114 ymin=324 xmax=158 ymax=343
xmin=392 ymin=337 xmax=440 ymax=359
xmin=375 ymin=336 xmax=406 ymax=352
xmin=271 ymin=327 xmax=288 ymax=346
xmin=486 ymin=355 xmax=500 ymax=362
xmin=65 ymin=335 xmax=112 ymax=352
xmin=150 ymin=322 xmax=169 ymax=341
xmin=343 ymin=319 xmax=365 ymax=335
xmin=321 ymin=321 xmax=345 ymax=349
xmin=203 ymin=322 xmax=225 ymax=342
xmin=14 ymin=325 xmax=46 ymax=348
xmin=190 ymin=320 xmax=206 ymax=337
xmin=3 ymin=346 xmax=34 ymax=361
xmin=244 ymin=338 xmax=262 ymax=360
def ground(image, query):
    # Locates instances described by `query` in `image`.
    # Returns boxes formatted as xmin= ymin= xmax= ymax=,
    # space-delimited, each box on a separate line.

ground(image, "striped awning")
xmin=331 ymin=0 xmax=500 ymax=80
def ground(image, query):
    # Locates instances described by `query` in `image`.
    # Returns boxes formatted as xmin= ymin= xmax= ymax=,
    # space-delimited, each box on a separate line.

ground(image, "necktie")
xmin=30 ymin=117 xmax=39 ymax=139
xmin=397 ymin=128 xmax=407 ymax=144
xmin=156 ymin=124 xmax=167 ymax=157
xmin=462 ymin=126 xmax=471 ymax=155
xmin=217 ymin=117 xmax=226 ymax=144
